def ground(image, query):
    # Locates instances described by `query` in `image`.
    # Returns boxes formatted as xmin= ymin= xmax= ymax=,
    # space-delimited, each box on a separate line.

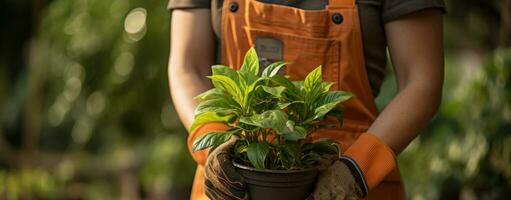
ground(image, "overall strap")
xmin=329 ymin=0 xmax=355 ymax=7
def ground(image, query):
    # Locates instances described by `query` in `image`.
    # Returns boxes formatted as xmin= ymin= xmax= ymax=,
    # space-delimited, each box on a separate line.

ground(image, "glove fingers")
xmin=205 ymin=179 xmax=231 ymax=200
xmin=204 ymin=135 xmax=247 ymax=200
xmin=205 ymin=179 xmax=248 ymax=200
xmin=311 ymin=161 xmax=362 ymax=200
xmin=206 ymin=152 xmax=246 ymax=191
xmin=219 ymin=153 xmax=246 ymax=189
xmin=316 ymin=154 xmax=338 ymax=171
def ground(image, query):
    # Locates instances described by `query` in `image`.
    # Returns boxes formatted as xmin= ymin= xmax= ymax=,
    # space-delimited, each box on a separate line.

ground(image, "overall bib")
xmin=189 ymin=0 xmax=405 ymax=199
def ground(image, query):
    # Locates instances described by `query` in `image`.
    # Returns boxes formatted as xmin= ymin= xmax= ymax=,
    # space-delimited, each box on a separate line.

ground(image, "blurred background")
xmin=0 ymin=0 xmax=509 ymax=199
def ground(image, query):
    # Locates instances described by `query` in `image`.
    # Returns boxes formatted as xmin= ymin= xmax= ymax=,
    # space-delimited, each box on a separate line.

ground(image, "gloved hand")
xmin=309 ymin=160 xmax=363 ymax=200
xmin=307 ymin=133 xmax=398 ymax=200
xmin=204 ymin=136 xmax=249 ymax=200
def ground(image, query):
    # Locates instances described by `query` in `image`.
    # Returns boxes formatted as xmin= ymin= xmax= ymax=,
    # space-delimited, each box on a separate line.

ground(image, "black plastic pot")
xmin=233 ymin=161 xmax=318 ymax=200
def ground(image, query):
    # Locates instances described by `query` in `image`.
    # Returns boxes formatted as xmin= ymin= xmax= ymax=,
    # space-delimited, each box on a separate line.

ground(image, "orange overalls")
xmin=188 ymin=0 xmax=405 ymax=199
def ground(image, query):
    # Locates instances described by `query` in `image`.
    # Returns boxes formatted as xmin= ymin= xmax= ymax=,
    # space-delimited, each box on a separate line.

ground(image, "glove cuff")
xmin=187 ymin=123 xmax=230 ymax=166
xmin=342 ymin=132 xmax=397 ymax=196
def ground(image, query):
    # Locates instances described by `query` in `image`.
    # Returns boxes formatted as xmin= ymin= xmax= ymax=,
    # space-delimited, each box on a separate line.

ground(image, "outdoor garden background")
xmin=0 ymin=0 xmax=510 ymax=199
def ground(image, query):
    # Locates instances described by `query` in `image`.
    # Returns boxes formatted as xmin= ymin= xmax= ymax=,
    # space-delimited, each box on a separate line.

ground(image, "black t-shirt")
xmin=168 ymin=0 xmax=446 ymax=97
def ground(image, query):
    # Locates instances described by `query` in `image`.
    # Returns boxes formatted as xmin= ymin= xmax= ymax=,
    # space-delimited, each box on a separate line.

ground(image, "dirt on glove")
xmin=312 ymin=160 xmax=363 ymax=200
xmin=204 ymin=137 xmax=248 ymax=200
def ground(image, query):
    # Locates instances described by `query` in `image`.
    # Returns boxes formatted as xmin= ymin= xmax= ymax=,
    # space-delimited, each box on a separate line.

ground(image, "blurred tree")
xmin=444 ymin=0 xmax=511 ymax=49
xmin=393 ymin=0 xmax=511 ymax=199
xmin=1 ymin=0 xmax=196 ymax=199
xmin=398 ymin=48 xmax=511 ymax=200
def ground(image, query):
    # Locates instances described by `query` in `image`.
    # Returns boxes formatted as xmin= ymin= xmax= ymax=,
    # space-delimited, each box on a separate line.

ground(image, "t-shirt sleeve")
xmin=382 ymin=0 xmax=446 ymax=22
xmin=167 ymin=0 xmax=210 ymax=10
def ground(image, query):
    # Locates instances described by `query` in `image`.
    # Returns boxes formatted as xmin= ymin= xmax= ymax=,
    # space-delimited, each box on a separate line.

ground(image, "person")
xmin=167 ymin=0 xmax=445 ymax=199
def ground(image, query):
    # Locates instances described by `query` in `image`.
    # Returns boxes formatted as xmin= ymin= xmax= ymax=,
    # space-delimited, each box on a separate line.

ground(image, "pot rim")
xmin=232 ymin=160 xmax=318 ymax=174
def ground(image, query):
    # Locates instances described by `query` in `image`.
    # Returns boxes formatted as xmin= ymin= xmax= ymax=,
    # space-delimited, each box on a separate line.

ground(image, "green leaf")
xmin=312 ymin=102 xmax=341 ymax=121
xmin=242 ymin=77 xmax=266 ymax=109
xmin=277 ymin=101 xmax=304 ymax=109
xmin=322 ymin=82 xmax=335 ymax=91
xmin=194 ymin=98 xmax=241 ymax=116
xmin=303 ymin=66 xmax=327 ymax=105
xmin=195 ymin=88 xmax=226 ymax=101
xmin=192 ymin=132 xmax=233 ymax=152
xmin=285 ymin=120 xmax=295 ymax=130
xmin=245 ymin=77 xmax=266 ymax=95
xmin=239 ymin=110 xmax=307 ymax=141
xmin=261 ymin=61 xmax=287 ymax=77
xmin=212 ymin=65 xmax=239 ymax=83
xmin=262 ymin=86 xmax=286 ymax=98
xmin=293 ymin=81 xmax=305 ymax=91
xmin=268 ymin=120 xmax=307 ymax=141
xmin=308 ymin=91 xmax=352 ymax=121
xmin=281 ymin=125 xmax=307 ymax=141
xmin=239 ymin=110 xmax=288 ymax=129
xmin=238 ymin=70 xmax=259 ymax=86
xmin=234 ymin=141 xmax=248 ymax=155
xmin=300 ymin=140 xmax=339 ymax=167
xmin=277 ymin=102 xmax=292 ymax=109
xmin=326 ymin=108 xmax=344 ymax=126
xmin=190 ymin=112 xmax=235 ymax=132
xmin=240 ymin=47 xmax=259 ymax=76
xmin=271 ymin=75 xmax=302 ymax=100
xmin=304 ymin=66 xmax=323 ymax=93
xmin=301 ymin=152 xmax=322 ymax=166
xmin=208 ymin=75 xmax=244 ymax=104
xmin=271 ymin=75 xmax=295 ymax=88
xmin=247 ymin=142 xmax=270 ymax=169
xmin=279 ymin=142 xmax=301 ymax=168
xmin=321 ymin=91 xmax=352 ymax=105
xmin=302 ymin=139 xmax=339 ymax=156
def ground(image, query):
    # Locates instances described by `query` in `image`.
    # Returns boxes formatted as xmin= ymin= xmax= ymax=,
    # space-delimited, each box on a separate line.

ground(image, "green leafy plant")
xmin=190 ymin=48 xmax=352 ymax=170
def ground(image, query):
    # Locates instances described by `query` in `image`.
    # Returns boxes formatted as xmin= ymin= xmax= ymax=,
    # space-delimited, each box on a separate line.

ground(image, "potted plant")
xmin=190 ymin=48 xmax=352 ymax=200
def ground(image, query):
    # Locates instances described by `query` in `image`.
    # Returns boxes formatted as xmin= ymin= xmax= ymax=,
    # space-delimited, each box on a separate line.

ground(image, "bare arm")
xmin=368 ymin=8 xmax=444 ymax=153
xmin=168 ymin=9 xmax=215 ymax=130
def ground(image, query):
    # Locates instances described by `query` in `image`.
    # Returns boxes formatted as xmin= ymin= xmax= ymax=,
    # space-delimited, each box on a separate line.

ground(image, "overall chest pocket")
xmin=244 ymin=26 xmax=342 ymax=90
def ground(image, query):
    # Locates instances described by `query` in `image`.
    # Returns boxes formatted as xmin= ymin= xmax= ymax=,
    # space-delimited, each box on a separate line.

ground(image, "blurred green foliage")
xmin=1 ymin=0 xmax=195 ymax=199
xmin=0 ymin=0 xmax=510 ymax=199
xmin=397 ymin=49 xmax=511 ymax=200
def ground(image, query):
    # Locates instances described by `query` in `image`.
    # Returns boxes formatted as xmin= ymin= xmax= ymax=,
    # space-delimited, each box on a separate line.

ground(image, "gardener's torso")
xmin=168 ymin=0 xmax=444 ymax=199
xmin=212 ymin=0 xmax=387 ymax=97
xmin=168 ymin=0 xmax=445 ymax=97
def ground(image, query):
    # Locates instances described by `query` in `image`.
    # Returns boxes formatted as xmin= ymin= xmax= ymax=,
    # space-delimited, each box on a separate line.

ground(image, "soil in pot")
xmin=233 ymin=161 xmax=318 ymax=200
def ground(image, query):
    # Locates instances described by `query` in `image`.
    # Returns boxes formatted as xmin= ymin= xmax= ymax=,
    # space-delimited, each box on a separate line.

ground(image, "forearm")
xmin=368 ymin=79 xmax=442 ymax=154
xmin=339 ymin=77 xmax=442 ymax=195
xmin=167 ymin=9 xmax=215 ymax=130
xmin=368 ymin=8 xmax=444 ymax=154
xmin=168 ymin=63 xmax=212 ymax=130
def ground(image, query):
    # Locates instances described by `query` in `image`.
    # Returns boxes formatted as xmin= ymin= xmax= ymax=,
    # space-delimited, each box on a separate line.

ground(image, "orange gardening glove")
xmin=309 ymin=133 xmax=397 ymax=199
